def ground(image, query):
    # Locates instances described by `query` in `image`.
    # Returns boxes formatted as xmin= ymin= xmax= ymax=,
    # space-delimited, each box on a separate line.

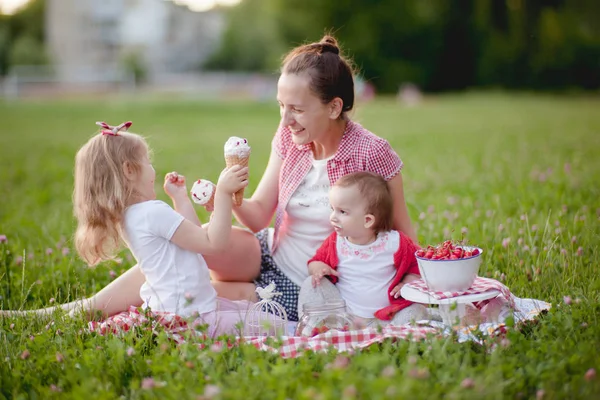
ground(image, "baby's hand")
xmin=308 ymin=261 xmax=339 ymax=288
xmin=216 ymin=165 xmax=248 ymax=196
xmin=390 ymin=283 xmax=405 ymax=299
xmin=390 ymin=273 xmax=420 ymax=299
xmin=164 ymin=172 xmax=187 ymax=199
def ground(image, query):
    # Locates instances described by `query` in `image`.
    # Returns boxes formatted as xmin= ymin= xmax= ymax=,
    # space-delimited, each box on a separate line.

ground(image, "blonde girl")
xmin=59 ymin=121 xmax=257 ymax=336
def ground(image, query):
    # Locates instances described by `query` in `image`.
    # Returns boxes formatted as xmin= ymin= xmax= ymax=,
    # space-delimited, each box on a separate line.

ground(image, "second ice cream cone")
xmin=224 ymin=136 xmax=251 ymax=207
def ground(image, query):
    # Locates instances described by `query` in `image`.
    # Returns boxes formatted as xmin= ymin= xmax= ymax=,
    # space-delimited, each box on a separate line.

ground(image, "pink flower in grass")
xmin=126 ymin=347 xmax=135 ymax=357
xmin=210 ymin=343 xmax=223 ymax=353
xmin=343 ymin=385 xmax=357 ymax=398
xmin=15 ymin=256 xmax=23 ymax=266
xmin=461 ymin=378 xmax=475 ymax=389
xmin=577 ymin=247 xmax=583 ymax=256
xmin=109 ymin=270 xmax=117 ymax=279
xmin=56 ymin=352 xmax=64 ymax=363
xmin=141 ymin=377 xmax=155 ymax=390
xmin=61 ymin=247 xmax=70 ymax=256
xmin=0 ymin=235 xmax=7 ymax=243
xmin=20 ymin=350 xmax=30 ymax=359
xmin=408 ymin=368 xmax=430 ymax=379
xmin=585 ymin=368 xmax=596 ymax=381
xmin=502 ymin=237 xmax=511 ymax=248
xmin=563 ymin=296 xmax=572 ymax=305
xmin=381 ymin=365 xmax=396 ymax=378
xmin=331 ymin=355 xmax=350 ymax=370
xmin=45 ymin=248 xmax=53 ymax=256
xmin=203 ymin=384 xmax=221 ymax=398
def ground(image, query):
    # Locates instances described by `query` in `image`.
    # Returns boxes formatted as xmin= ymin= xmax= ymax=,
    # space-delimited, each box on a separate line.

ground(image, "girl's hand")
xmin=216 ymin=165 xmax=249 ymax=196
xmin=164 ymin=172 xmax=188 ymax=200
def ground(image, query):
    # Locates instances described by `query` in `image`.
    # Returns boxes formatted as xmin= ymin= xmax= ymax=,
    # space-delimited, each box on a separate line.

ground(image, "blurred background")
xmin=0 ymin=0 xmax=598 ymax=100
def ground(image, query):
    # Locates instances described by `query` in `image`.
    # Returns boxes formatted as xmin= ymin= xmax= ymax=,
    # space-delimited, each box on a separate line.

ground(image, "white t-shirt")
xmin=335 ymin=231 xmax=400 ymax=318
xmin=123 ymin=200 xmax=217 ymax=317
xmin=272 ymin=158 xmax=333 ymax=285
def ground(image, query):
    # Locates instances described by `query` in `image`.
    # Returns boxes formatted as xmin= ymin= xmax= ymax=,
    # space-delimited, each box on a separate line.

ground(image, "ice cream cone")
xmin=224 ymin=137 xmax=251 ymax=206
xmin=190 ymin=179 xmax=216 ymax=209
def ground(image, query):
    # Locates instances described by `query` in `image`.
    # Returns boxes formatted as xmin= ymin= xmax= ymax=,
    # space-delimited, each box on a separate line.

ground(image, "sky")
xmin=0 ymin=0 xmax=29 ymax=14
xmin=0 ymin=0 xmax=241 ymax=15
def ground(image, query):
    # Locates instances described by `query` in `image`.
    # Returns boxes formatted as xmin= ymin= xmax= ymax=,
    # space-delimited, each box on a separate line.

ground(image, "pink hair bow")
xmin=96 ymin=121 xmax=132 ymax=136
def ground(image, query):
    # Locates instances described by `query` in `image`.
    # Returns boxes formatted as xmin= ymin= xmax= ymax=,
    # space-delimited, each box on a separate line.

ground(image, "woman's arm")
xmin=232 ymin=148 xmax=282 ymax=232
xmin=388 ymin=173 xmax=418 ymax=244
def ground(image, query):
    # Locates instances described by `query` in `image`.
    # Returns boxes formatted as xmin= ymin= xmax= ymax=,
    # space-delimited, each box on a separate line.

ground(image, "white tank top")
xmin=271 ymin=157 xmax=333 ymax=285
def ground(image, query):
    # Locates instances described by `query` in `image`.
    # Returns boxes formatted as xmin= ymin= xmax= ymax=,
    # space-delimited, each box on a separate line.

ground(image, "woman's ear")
xmin=364 ymin=214 xmax=375 ymax=230
xmin=329 ymin=97 xmax=343 ymax=119
xmin=122 ymin=161 xmax=137 ymax=180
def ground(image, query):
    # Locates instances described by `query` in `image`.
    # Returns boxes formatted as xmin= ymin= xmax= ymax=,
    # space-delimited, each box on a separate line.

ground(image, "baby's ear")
xmin=364 ymin=214 xmax=375 ymax=230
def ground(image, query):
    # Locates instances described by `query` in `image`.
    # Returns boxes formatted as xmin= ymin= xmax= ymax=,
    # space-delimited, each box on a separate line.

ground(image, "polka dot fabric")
xmin=254 ymin=229 xmax=300 ymax=321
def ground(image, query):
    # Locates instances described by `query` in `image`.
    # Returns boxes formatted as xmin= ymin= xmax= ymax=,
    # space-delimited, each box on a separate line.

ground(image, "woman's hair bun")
xmin=319 ymin=35 xmax=340 ymax=55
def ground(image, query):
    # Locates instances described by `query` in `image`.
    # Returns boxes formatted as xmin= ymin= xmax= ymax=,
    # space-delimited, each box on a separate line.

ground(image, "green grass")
xmin=1 ymin=92 xmax=599 ymax=399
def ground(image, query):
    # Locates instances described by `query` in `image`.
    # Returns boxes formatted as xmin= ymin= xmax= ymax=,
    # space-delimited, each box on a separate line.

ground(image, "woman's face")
xmin=277 ymin=72 xmax=339 ymax=146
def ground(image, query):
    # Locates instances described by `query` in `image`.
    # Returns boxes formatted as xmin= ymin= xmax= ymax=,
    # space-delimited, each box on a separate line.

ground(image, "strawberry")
xmin=416 ymin=249 xmax=426 ymax=257
xmin=472 ymin=248 xmax=480 ymax=256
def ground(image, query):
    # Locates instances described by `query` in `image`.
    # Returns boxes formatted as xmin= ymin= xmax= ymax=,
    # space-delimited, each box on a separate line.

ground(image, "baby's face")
xmin=328 ymin=185 xmax=372 ymax=239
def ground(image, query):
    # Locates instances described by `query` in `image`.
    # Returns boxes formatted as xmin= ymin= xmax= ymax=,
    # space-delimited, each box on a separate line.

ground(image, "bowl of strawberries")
xmin=415 ymin=240 xmax=483 ymax=292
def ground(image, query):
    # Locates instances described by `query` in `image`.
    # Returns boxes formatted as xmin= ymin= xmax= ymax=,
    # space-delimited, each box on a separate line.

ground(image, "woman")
xmin=11 ymin=35 xmax=417 ymax=322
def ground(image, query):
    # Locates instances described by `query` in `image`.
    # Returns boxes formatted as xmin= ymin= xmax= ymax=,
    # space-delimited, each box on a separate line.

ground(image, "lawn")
xmin=0 ymin=92 xmax=599 ymax=399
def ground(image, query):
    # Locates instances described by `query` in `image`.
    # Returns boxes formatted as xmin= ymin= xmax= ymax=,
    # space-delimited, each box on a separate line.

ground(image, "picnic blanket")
xmin=89 ymin=284 xmax=551 ymax=358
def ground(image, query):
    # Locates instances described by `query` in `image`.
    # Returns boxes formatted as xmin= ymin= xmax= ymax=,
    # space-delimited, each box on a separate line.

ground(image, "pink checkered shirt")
xmin=272 ymin=120 xmax=403 ymax=251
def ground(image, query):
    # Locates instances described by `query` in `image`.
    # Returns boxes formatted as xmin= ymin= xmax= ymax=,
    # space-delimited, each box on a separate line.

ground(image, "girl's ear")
xmin=364 ymin=214 xmax=375 ymax=230
xmin=122 ymin=161 xmax=137 ymax=180
xmin=329 ymin=97 xmax=343 ymax=120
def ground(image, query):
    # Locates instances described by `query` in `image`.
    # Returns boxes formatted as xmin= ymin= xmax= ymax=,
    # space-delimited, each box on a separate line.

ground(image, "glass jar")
xmin=295 ymin=300 xmax=356 ymax=337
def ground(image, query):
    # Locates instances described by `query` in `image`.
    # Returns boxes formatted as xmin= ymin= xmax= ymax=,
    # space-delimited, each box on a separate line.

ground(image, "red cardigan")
xmin=307 ymin=231 xmax=421 ymax=321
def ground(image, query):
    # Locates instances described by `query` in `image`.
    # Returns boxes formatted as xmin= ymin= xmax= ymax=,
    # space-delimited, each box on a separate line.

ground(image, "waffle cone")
xmin=225 ymin=154 xmax=249 ymax=206
xmin=204 ymin=194 xmax=215 ymax=209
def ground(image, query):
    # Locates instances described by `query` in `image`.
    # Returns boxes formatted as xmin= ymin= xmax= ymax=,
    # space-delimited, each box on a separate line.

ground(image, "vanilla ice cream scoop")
xmin=224 ymin=136 xmax=251 ymax=158
xmin=190 ymin=179 xmax=216 ymax=207
xmin=224 ymin=137 xmax=251 ymax=206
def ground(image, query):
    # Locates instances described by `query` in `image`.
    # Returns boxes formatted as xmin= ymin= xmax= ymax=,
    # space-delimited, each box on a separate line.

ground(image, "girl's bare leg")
xmin=73 ymin=264 xmax=145 ymax=317
xmin=212 ymin=281 xmax=258 ymax=302
xmin=204 ymin=226 xmax=262 ymax=282
xmin=1 ymin=265 xmax=145 ymax=319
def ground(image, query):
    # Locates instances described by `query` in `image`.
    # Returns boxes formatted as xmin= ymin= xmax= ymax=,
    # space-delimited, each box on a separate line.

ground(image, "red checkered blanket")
xmin=406 ymin=277 xmax=515 ymax=308
xmin=89 ymin=306 xmax=439 ymax=358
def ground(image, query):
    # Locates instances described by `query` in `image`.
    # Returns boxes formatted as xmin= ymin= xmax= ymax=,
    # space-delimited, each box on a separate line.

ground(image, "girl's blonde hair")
xmin=73 ymin=131 xmax=150 ymax=266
